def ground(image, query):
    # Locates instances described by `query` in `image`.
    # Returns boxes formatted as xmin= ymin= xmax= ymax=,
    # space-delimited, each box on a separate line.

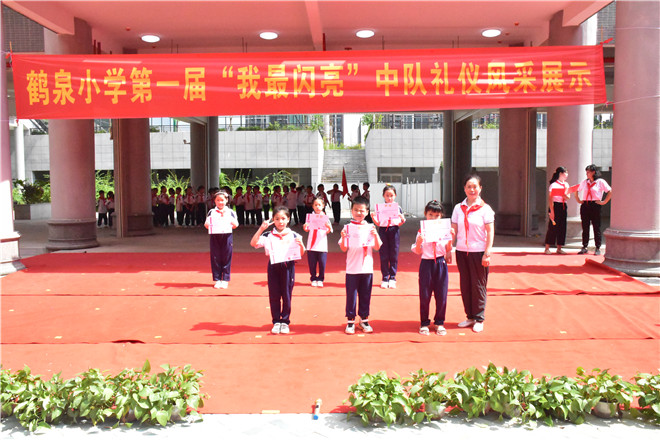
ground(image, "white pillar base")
xmin=1 ymin=232 xmax=25 ymax=275
xmin=603 ymin=229 xmax=660 ymax=277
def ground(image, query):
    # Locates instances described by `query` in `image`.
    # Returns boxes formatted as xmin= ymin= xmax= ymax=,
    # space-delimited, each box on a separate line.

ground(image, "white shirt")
xmin=205 ymin=207 xmax=238 ymax=234
xmin=411 ymin=231 xmax=449 ymax=259
xmin=286 ymin=191 xmax=298 ymax=209
xmin=339 ymin=222 xmax=379 ymax=274
xmin=255 ymin=228 xmax=300 ymax=257
xmin=244 ymin=192 xmax=255 ymax=210
xmin=451 ymin=198 xmax=495 ymax=253
xmin=578 ymin=178 xmax=611 ymax=201
xmin=549 ymin=180 xmax=569 ymax=203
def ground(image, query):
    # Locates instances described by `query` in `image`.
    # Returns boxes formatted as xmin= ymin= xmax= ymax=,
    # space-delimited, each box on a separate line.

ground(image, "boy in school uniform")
xmin=296 ymin=186 xmax=306 ymax=226
xmin=244 ymin=185 xmax=255 ymax=226
xmin=339 ymin=195 xmax=382 ymax=334
xmin=233 ymin=186 xmax=245 ymax=226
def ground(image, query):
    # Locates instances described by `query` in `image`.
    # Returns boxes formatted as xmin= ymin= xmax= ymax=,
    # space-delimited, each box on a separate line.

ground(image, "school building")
xmin=1 ymin=1 xmax=657 ymax=277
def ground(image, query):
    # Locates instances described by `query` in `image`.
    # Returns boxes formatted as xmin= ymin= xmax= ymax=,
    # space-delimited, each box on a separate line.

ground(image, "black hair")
xmin=236 ymin=186 xmax=243 ymax=191
xmin=313 ymin=196 xmax=326 ymax=206
xmin=272 ymin=205 xmax=290 ymax=219
xmin=463 ymin=174 xmax=482 ymax=187
xmin=252 ymin=185 xmax=259 ymax=191
xmin=549 ymin=166 xmax=567 ymax=184
xmin=351 ymin=195 xmax=370 ymax=210
xmin=351 ymin=184 xmax=358 ymax=191
xmin=363 ymin=182 xmax=370 ymax=189
xmin=585 ymin=164 xmax=602 ymax=180
xmin=290 ymin=182 xmax=297 ymax=189
xmin=382 ymin=184 xmax=397 ymax=195
xmin=213 ymin=189 xmax=230 ymax=201
xmin=424 ymin=200 xmax=443 ymax=215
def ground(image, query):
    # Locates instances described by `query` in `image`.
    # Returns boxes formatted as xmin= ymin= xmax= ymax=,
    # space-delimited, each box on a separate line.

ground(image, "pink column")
xmin=604 ymin=1 xmax=660 ymax=276
xmin=546 ymin=11 xmax=597 ymax=240
xmin=0 ymin=10 xmax=25 ymax=274
xmin=497 ymin=108 xmax=537 ymax=236
xmin=113 ymin=119 xmax=153 ymax=237
xmin=44 ymin=18 xmax=97 ymax=250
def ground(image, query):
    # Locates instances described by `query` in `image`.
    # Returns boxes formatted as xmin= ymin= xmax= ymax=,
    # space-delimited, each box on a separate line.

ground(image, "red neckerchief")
xmin=586 ymin=180 xmax=597 ymax=201
xmin=461 ymin=199 xmax=485 ymax=247
xmin=215 ymin=208 xmax=224 ymax=216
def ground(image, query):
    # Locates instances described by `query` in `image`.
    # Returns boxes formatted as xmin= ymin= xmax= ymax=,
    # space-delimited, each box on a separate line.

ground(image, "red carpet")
xmin=2 ymin=252 xmax=658 ymax=414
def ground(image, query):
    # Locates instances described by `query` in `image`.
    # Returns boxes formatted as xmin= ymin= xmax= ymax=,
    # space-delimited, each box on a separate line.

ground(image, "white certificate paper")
xmin=306 ymin=213 xmax=329 ymax=230
xmin=347 ymin=224 xmax=375 ymax=248
xmin=420 ymin=218 xmax=452 ymax=242
xmin=375 ymin=202 xmax=400 ymax=224
xmin=268 ymin=235 xmax=302 ymax=264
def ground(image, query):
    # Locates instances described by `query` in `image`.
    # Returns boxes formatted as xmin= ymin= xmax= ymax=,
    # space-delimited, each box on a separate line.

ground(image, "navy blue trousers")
xmin=331 ymin=201 xmax=341 ymax=223
xmin=307 ymin=251 xmax=327 ymax=282
xmin=455 ymin=250 xmax=488 ymax=323
xmin=267 ymin=261 xmax=295 ymax=324
xmin=210 ymin=233 xmax=233 ymax=281
xmin=418 ymin=257 xmax=449 ymax=326
xmin=378 ymin=225 xmax=400 ymax=282
xmin=580 ymin=201 xmax=603 ymax=248
xmin=345 ymin=273 xmax=373 ymax=320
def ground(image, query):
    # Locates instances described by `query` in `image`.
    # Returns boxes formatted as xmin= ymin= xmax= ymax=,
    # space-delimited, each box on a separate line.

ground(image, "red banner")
xmin=12 ymin=46 xmax=606 ymax=120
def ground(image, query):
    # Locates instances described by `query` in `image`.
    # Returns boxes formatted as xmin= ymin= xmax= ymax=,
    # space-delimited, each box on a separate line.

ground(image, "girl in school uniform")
xmin=451 ymin=174 xmax=495 ymax=334
xmin=373 ymin=184 xmax=406 ymax=289
xmin=412 ymin=200 xmax=453 ymax=336
xmin=544 ymin=166 xmax=570 ymax=254
xmin=97 ymin=190 xmax=108 ymax=227
xmin=250 ymin=206 xmax=306 ymax=335
xmin=106 ymin=191 xmax=115 ymax=228
xmin=576 ymin=164 xmax=612 ymax=256
xmin=303 ymin=196 xmax=333 ymax=287
xmin=204 ymin=190 xmax=239 ymax=289
xmin=271 ymin=185 xmax=283 ymax=210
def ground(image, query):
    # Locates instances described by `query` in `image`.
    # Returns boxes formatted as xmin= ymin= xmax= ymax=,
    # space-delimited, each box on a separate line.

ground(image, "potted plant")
xmin=577 ymin=367 xmax=633 ymax=418
xmin=484 ymin=364 xmax=532 ymax=419
xmin=632 ymin=372 xmax=660 ymax=424
xmin=525 ymin=375 xmax=590 ymax=426
xmin=405 ymin=369 xmax=451 ymax=420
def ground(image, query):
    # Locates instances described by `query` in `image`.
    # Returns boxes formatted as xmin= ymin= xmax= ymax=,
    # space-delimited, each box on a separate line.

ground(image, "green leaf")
xmin=142 ymin=360 xmax=151 ymax=374
xmin=155 ymin=410 xmax=169 ymax=427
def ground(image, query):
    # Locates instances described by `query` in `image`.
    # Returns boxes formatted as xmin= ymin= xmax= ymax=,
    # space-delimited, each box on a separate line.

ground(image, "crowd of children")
xmin=96 ymin=180 xmax=475 ymax=338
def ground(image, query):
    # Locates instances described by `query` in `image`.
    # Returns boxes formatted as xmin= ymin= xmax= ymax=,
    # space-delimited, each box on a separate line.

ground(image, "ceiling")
xmin=4 ymin=0 xmax=611 ymax=54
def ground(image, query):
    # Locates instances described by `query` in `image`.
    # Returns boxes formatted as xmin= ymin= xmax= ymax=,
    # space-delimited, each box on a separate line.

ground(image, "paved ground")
xmin=2 ymin=413 xmax=659 ymax=439
xmin=3 ymin=217 xmax=658 ymax=437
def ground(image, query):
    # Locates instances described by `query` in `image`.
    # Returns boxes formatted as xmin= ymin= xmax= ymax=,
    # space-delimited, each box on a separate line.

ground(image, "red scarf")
xmin=586 ymin=181 xmax=597 ymax=201
xmin=461 ymin=199 xmax=485 ymax=247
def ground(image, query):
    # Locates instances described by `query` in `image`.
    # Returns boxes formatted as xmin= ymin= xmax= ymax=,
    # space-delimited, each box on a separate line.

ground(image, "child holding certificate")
xmin=303 ymin=197 xmax=333 ymax=287
xmin=204 ymin=190 xmax=239 ymax=289
xmin=250 ymin=206 xmax=306 ymax=335
xmin=412 ymin=200 xmax=453 ymax=336
xmin=339 ymin=196 xmax=382 ymax=334
xmin=373 ymin=184 xmax=406 ymax=289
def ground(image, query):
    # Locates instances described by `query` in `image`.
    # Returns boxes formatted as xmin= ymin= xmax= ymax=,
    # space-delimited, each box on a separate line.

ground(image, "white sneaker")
xmin=359 ymin=320 xmax=374 ymax=333
xmin=436 ymin=325 xmax=447 ymax=336
xmin=271 ymin=323 xmax=282 ymax=334
xmin=221 ymin=281 xmax=229 ymax=289
xmin=419 ymin=326 xmax=430 ymax=336
xmin=345 ymin=322 xmax=355 ymax=335
xmin=311 ymin=281 xmax=318 ymax=287
xmin=388 ymin=280 xmax=397 ymax=289
xmin=280 ymin=323 xmax=290 ymax=334
xmin=472 ymin=322 xmax=484 ymax=333
xmin=317 ymin=281 xmax=323 ymax=288
xmin=458 ymin=319 xmax=476 ymax=328
xmin=213 ymin=280 xmax=223 ymax=289
xmin=380 ymin=281 xmax=389 ymax=289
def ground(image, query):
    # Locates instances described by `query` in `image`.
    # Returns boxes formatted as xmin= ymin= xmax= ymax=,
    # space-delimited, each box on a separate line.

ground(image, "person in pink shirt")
xmin=339 ymin=196 xmax=382 ymax=335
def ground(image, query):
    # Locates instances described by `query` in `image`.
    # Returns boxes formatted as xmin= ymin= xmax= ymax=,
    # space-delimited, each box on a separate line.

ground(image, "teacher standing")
xmin=451 ymin=175 xmax=495 ymax=333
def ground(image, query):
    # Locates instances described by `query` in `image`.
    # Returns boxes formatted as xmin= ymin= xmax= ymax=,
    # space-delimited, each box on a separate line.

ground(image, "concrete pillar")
xmin=497 ymin=108 xmax=537 ymax=236
xmin=0 ymin=8 xmax=25 ymax=274
xmin=207 ymin=116 xmax=219 ymax=189
xmin=44 ymin=18 xmax=97 ymax=250
xmin=442 ymin=110 xmax=454 ymax=213
xmin=113 ymin=119 xmax=153 ymax=237
xmin=604 ymin=1 xmax=660 ymax=276
xmin=190 ymin=122 xmax=207 ymax=189
xmin=453 ymin=118 xmax=473 ymax=204
xmin=546 ymin=11 xmax=597 ymax=240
